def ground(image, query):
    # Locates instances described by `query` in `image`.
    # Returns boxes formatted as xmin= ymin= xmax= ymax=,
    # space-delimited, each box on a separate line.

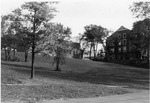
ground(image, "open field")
xmin=1 ymin=51 xmax=149 ymax=102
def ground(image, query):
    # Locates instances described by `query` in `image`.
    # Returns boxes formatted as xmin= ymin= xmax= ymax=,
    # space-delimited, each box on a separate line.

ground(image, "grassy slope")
xmin=1 ymin=51 xmax=149 ymax=102
xmin=2 ymin=51 xmax=149 ymax=88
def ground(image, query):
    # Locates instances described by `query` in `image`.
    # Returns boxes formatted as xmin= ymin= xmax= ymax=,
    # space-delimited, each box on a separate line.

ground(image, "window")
xmin=112 ymin=54 xmax=115 ymax=59
xmin=118 ymin=35 xmax=121 ymax=39
xmin=129 ymin=41 xmax=131 ymax=45
xmin=118 ymin=47 xmax=121 ymax=52
xmin=111 ymin=40 xmax=115 ymax=46
xmin=73 ymin=51 xmax=76 ymax=55
xmin=110 ymin=48 xmax=115 ymax=53
xmin=117 ymin=55 xmax=121 ymax=59
xmin=123 ymin=33 xmax=126 ymax=38
xmin=76 ymin=50 xmax=79 ymax=54
xmin=108 ymin=40 xmax=114 ymax=46
xmin=122 ymin=39 xmax=127 ymax=45
xmin=118 ymin=40 xmax=121 ymax=45
xmin=123 ymin=46 xmax=127 ymax=52
xmin=129 ymin=47 xmax=132 ymax=52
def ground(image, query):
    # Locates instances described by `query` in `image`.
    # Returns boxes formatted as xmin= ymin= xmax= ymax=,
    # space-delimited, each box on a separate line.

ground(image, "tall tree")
xmin=82 ymin=24 xmax=108 ymax=59
xmin=82 ymin=25 xmax=95 ymax=59
xmin=130 ymin=2 xmax=150 ymax=60
xmin=132 ymin=19 xmax=150 ymax=59
xmin=9 ymin=9 xmax=23 ymax=60
xmin=1 ymin=15 xmax=10 ymax=60
xmin=92 ymin=26 xmax=109 ymax=57
xmin=1 ymin=15 xmax=18 ymax=60
xmin=19 ymin=2 xmax=56 ymax=78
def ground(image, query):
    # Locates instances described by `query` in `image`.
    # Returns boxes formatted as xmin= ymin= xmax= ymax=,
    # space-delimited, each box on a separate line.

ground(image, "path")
xmin=38 ymin=90 xmax=149 ymax=103
xmin=1 ymin=90 xmax=149 ymax=103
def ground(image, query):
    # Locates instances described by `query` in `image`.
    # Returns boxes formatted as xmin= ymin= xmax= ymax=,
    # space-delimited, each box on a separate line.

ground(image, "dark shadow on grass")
xmin=1 ymin=62 xmax=52 ymax=71
xmin=1 ymin=62 xmax=149 ymax=90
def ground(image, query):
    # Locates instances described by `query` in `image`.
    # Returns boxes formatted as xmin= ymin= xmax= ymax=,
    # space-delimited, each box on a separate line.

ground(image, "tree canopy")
xmin=82 ymin=24 xmax=109 ymax=59
xmin=40 ymin=23 xmax=72 ymax=71
xmin=1 ymin=2 xmax=57 ymax=78
xmin=130 ymin=2 xmax=150 ymax=18
xmin=132 ymin=18 xmax=150 ymax=56
xmin=130 ymin=2 xmax=150 ymax=59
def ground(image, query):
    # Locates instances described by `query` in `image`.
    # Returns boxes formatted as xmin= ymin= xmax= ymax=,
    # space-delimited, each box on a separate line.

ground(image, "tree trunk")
xmin=93 ymin=43 xmax=96 ymax=59
xmin=30 ymin=9 xmax=36 ymax=79
xmin=31 ymin=45 xmax=35 ymax=79
xmin=105 ymin=46 xmax=108 ymax=61
xmin=148 ymin=32 xmax=149 ymax=62
xmin=55 ymin=58 xmax=61 ymax=71
xmin=4 ymin=48 xmax=7 ymax=61
xmin=147 ymin=48 xmax=149 ymax=63
xmin=7 ymin=47 xmax=11 ymax=60
xmin=13 ymin=48 xmax=15 ymax=59
xmin=89 ymin=43 xmax=92 ymax=59
xmin=55 ymin=47 xmax=61 ymax=71
xmin=96 ymin=42 xmax=98 ymax=55
xmin=25 ymin=50 xmax=28 ymax=62
xmin=80 ymin=49 xmax=84 ymax=59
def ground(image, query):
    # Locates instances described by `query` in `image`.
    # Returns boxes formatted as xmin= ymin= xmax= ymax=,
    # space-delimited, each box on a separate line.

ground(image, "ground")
xmin=1 ymin=51 xmax=149 ymax=103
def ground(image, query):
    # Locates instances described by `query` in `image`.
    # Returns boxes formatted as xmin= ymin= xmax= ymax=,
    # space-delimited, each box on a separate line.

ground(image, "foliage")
xmin=40 ymin=23 xmax=71 ymax=71
xmin=130 ymin=2 xmax=150 ymax=18
xmin=1 ymin=14 xmax=19 ymax=60
xmin=1 ymin=2 xmax=57 ymax=78
xmin=1 ymin=15 xmax=18 ymax=48
xmin=18 ymin=2 xmax=56 ymax=77
xmin=132 ymin=18 xmax=150 ymax=57
xmin=130 ymin=1 xmax=150 ymax=62
xmin=82 ymin=24 xmax=109 ymax=59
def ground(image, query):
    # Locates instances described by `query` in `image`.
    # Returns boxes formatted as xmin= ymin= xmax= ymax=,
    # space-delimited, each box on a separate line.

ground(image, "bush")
xmin=129 ymin=58 xmax=149 ymax=68
xmin=73 ymin=54 xmax=81 ymax=59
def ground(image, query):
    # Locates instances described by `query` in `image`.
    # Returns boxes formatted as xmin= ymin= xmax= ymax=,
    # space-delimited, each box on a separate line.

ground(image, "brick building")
xmin=106 ymin=26 xmax=141 ymax=61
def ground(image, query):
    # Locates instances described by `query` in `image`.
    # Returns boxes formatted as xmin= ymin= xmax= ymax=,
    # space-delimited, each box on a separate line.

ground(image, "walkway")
xmin=39 ymin=90 xmax=149 ymax=103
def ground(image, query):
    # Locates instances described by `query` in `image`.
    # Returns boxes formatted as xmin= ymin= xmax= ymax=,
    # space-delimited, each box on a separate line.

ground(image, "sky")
xmin=0 ymin=0 xmax=143 ymax=37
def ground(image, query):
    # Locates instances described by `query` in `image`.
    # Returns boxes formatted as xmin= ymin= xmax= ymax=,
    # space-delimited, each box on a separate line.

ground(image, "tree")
xmin=82 ymin=25 xmax=95 ymax=59
xmin=1 ymin=35 xmax=16 ymax=60
xmin=82 ymin=24 xmax=108 ymax=59
xmin=132 ymin=19 xmax=150 ymax=59
xmin=41 ymin=23 xmax=71 ymax=71
xmin=17 ymin=2 xmax=56 ymax=78
xmin=93 ymin=27 xmax=109 ymax=56
xmin=130 ymin=2 xmax=150 ymax=61
xmin=130 ymin=2 xmax=150 ymax=18
xmin=16 ymin=32 xmax=32 ymax=62
xmin=1 ymin=15 xmax=18 ymax=60
xmin=1 ymin=15 xmax=10 ymax=60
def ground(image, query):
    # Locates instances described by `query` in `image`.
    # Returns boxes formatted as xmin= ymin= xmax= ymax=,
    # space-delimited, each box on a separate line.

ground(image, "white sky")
xmin=0 ymin=0 xmax=144 ymax=37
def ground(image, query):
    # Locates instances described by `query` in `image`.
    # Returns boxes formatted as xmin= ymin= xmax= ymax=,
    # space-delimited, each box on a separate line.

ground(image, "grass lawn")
xmin=1 ymin=51 xmax=149 ymax=102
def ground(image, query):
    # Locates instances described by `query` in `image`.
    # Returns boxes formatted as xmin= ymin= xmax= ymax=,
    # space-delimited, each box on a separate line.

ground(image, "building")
xmin=106 ymin=26 xmax=141 ymax=61
xmin=71 ymin=42 xmax=81 ymax=58
xmin=66 ymin=42 xmax=81 ymax=58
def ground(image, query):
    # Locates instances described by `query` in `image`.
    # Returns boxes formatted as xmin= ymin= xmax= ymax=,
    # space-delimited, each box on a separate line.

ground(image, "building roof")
xmin=71 ymin=42 xmax=80 ymax=50
xmin=106 ymin=26 xmax=130 ymax=41
xmin=116 ymin=26 xmax=129 ymax=32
